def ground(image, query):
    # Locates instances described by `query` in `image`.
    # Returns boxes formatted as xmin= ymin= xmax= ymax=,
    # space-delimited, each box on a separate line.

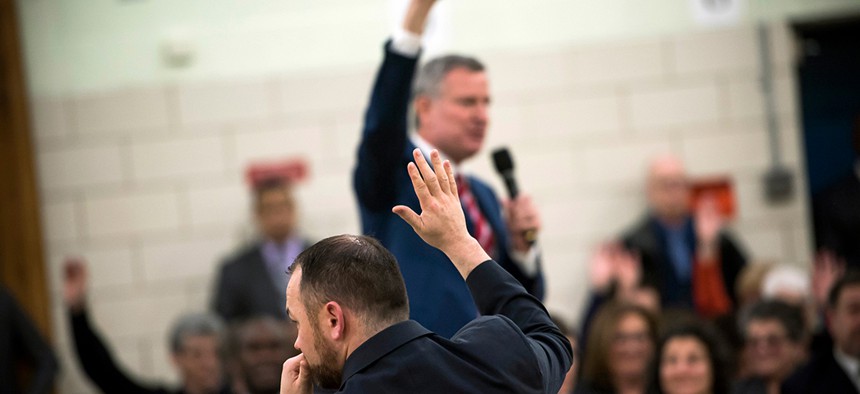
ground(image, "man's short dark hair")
xmin=289 ymin=235 xmax=409 ymax=331
xmin=740 ymin=300 xmax=807 ymax=343
xmin=828 ymin=270 xmax=860 ymax=309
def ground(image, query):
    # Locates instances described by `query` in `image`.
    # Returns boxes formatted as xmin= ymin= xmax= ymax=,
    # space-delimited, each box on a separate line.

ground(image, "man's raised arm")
xmin=353 ymin=0 xmax=437 ymax=212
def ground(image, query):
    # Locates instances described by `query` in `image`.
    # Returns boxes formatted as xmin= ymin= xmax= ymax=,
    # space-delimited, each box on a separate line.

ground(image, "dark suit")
xmin=212 ymin=241 xmax=308 ymax=321
xmin=335 ymin=260 xmax=571 ymax=393
xmin=354 ymin=41 xmax=544 ymax=338
xmin=782 ymin=349 xmax=859 ymax=394
xmin=621 ymin=215 xmax=746 ymax=310
xmin=814 ymin=173 xmax=860 ymax=268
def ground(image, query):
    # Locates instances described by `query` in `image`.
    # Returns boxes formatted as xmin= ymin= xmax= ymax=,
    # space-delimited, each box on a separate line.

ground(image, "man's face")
xmin=256 ymin=187 xmax=296 ymax=243
xmin=172 ymin=334 xmax=223 ymax=392
xmin=830 ymin=285 xmax=860 ymax=357
xmin=286 ymin=268 xmax=343 ymax=390
xmin=646 ymin=157 xmax=690 ymax=224
xmin=745 ymin=319 xmax=802 ymax=378
xmin=417 ymin=68 xmax=490 ymax=164
xmin=237 ymin=320 xmax=297 ymax=394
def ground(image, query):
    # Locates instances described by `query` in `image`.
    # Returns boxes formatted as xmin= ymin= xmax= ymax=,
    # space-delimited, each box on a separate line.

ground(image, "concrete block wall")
xmin=32 ymin=23 xmax=809 ymax=393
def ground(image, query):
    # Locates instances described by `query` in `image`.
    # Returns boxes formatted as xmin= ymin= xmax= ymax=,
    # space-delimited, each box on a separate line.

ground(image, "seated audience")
xmin=576 ymin=303 xmax=658 ymax=394
xmin=228 ymin=316 xmax=298 ymax=394
xmin=0 ymin=285 xmax=58 ymax=394
xmin=783 ymin=271 xmax=860 ymax=394
xmin=620 ymin=155 xmax=747 ymax=317
xmin=649 ymin=321 xmax=730 ymax=394
xmin=64 ymin=258 xmax=229 ymax=394
xmin=734 ymin=300 xmax=807 ymax=394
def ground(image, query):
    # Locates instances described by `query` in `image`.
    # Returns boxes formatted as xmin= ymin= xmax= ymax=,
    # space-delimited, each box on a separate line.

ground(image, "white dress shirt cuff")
xmin=391 ymin=28 xmax=422 ymax=57
xmin=509 ymin=244 xmax=540 ymax=277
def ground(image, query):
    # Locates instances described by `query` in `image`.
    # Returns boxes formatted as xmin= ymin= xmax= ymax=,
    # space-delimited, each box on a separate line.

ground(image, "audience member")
xmin=0 ymin=285 xmax=58 ymax=394
xmin=213 ymin=178 xmax=311 ymax=322
xmin=64 ymin=258 xmax=229 ymax=394
xmin=783 ymin=271 xmax=860 ymax=394
xmin=813 ymin=113 xmax=860 ymax=268
xmin=734 ymin=301 xmax=807 ymax=394
xmin=620 ymin=155 xmax=747 ymax=317
xmin=578 ymin=244 xmax=659 ymax=357
xmin=353 ymin=0 xmax=544 ymax=338
xmin=577 ymin=303 xmax=658 ymax=394
xmin=280 ymin=149 xmax=572 ymax=393
xmin=228 ymin=316 xmax=298 ymax=394
xmin=649 ymin=321 xmax=730 ymax=394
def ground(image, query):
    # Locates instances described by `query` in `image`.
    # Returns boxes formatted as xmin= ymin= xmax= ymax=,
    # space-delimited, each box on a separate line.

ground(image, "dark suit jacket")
xmin=621 ymin=215 xmax=747 ymax=310
xmin=354 ymin=41 xmax=544 ymax=338
xmin=814 ymin=173 xmax=860 ymax=268
xmin=782 ymin=348 xmax=859 ymax=394
xmin=212 ymin=241 xmax=309 ymax=321
xmin=335 ymin=260 xmax=571 ymax=393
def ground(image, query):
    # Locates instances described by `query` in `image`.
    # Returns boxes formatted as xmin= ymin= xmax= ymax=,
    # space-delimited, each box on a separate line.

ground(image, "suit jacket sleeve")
xmin=719 ymin=232 xmax=747 ymax=306
xmin=69 ymin=309 xmax=164 ymax=394
xmin=354 ymin=41 xmax=419 ymax=212
xmin=466 ymin=260 xmax=573 ymax=394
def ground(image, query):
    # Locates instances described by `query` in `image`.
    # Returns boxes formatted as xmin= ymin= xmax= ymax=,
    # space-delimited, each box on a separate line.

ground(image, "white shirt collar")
xmin=834 ymin=346 xmax=860 ymax=391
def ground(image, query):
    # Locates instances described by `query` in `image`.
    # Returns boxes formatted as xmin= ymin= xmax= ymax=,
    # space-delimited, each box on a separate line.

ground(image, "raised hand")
xmin=695 ymin=193 xmax=724 ymax=260
xmin=393 ymin=149 xmax=490 ymax=279
xmin=280 ymin=354 xmax=311 ymax=394
xmin=403 ymin=0 xmax=438 ymax=35
xmin=63 ymin=257 xmax=88 ymax=312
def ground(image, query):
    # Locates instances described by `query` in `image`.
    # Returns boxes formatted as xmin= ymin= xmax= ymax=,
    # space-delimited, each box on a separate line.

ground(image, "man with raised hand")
xmin=354 ymin=0 xmax=543 ymax=338
xmin=283 ymin=149 xmax=571 ymax=393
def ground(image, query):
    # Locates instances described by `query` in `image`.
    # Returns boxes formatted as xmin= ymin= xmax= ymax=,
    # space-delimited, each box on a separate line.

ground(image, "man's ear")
xmin=323 ymin=301 xmax=346 ymax=341
xmin=414 ymin=96 xmax=432 ymax=124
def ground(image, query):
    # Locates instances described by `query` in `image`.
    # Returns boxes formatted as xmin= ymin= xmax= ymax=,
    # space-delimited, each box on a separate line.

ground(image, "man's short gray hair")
xmin=168 ymin=312 xmax=225 ymax=353
xmin=413 ymin=54 xmax=485 ymax=99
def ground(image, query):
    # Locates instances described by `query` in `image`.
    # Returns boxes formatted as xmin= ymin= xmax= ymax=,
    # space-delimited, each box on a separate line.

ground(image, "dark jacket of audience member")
xmin=0 ymin=286 xmax=58 ymax=394
xmin=623 ymin=216 xmax=747 ymax=311
xmin=782 ymin=271 xmax=860 ymax=394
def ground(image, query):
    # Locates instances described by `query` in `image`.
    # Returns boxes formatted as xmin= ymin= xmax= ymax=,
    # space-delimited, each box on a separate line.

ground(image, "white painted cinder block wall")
xmin=33 ymin=23 xmax=808 ymax=392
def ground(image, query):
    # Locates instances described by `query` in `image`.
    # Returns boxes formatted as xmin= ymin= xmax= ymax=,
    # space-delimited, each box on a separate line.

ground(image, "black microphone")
xmin=491 ymin=148 xmax=537 ymax=245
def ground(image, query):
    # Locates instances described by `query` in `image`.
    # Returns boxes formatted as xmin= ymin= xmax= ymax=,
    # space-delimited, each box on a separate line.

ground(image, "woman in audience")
xmin=734 ymin=300 xmax=808 ymax=394
xmin=649 ymin=321 xmax=730 ymax=394
xmin=576 ymin=303 xmax=658 ymax=394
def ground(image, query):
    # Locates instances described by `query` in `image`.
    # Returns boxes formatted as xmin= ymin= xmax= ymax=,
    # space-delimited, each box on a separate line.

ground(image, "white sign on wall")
xmin=690 ymin=0 xmax=745 ymax=27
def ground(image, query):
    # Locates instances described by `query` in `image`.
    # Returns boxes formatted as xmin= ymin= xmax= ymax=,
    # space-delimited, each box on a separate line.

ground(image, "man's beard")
xmin=306 ymin=325 xmax=343 ymax=390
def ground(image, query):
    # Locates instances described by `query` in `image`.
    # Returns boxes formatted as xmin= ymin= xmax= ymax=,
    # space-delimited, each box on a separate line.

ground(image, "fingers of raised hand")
xmin=429 ymin=150 xmax=451 ymax=194
xmin=412 ymin=149 xmax=441 ymax=196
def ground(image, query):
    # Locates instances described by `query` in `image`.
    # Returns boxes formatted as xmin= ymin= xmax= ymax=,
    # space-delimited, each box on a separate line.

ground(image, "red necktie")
xmin=456 ymin=174 xmax=495 ymax=256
